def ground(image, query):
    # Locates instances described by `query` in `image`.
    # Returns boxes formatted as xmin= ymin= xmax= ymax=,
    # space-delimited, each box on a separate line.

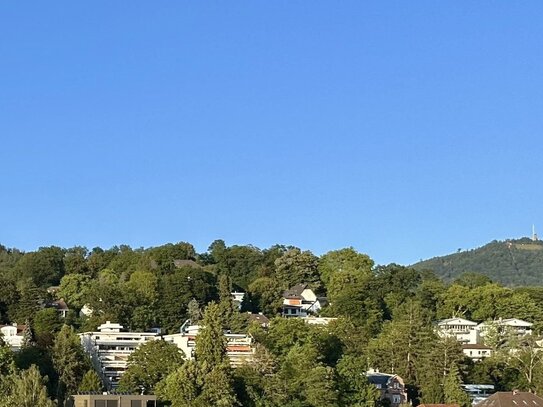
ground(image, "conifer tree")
xmin=195 ymin=302 xmax=227 ymax=369
xmin=187 ymin=298 xmax=201 ymax=323
xmin=443 ymin=364 xmax=470 ymax=407
xmin=78 ymin=369 xmax=102 ymax=392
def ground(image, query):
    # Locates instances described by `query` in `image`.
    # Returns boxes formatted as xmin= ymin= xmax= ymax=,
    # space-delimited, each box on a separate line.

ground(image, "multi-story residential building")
xmin=282 ymin=284 xmax=327 ymax=318
xmin=79 ymin=322 xmax=159 ymax=389
xmin=477 ymin=318 xmax=533 ymax=339
xmin=436 ymin=318 xmax=479 ymax=344
xmin=163 ymin=321 xmax=255 ymax=367
xmin=231 ymin=292 xmax=245 ymax=310
xmin=0 ymin=323 xmax=26 ymax=351
xmin=366 ymin=369 xmax=408 ymax=407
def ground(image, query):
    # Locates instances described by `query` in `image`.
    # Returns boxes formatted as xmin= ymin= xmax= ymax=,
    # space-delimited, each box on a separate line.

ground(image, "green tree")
xmin=275 ymin=248 xmax=321 ymax=290
xmin=52 ymin=325 xmax=88 ymax=403
xmin=443 ymin=364 xmax=470 ymax=407
xmin=58 ymin=274 xmax=92 ymax=309
xmin=78 ymin=369 xmax=102 ymax=392
xmin=187 ymin=299 xmax=201 ymax=323
xmin=247 ymin=277 xmax=283 ymax=316
xmin=33 ymin=308 xmax=62 ymax=348
xmin=0 ymin=365 xmax=55 ymax=407
xmin=196 ymin=302 xmax=227 ymax=368
xmin=156 ymin=361 xmax=201 ymax=407
xmin=336 ymin=355 xmax=380 ymax=407
xmin=319 ymin=248 xmax=373 ymax=288
xmin=118 ymin=340 xmax=185 ymax=394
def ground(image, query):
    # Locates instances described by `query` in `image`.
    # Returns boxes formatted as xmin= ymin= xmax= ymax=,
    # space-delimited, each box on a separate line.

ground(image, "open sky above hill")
xmin=2 ymin=2 xmax=543 ymax=265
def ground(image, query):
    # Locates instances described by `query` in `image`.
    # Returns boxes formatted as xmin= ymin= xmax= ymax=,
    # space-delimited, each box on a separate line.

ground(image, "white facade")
xmin=163 ymin=322 xmax=255 ymax=368
xmin=436 ymin=318 xmax=479 ymax=344
xmin=302 ymin=316 xmax=338 ymax=326
xmin=79 ymin=321 xmax=158 ymax=389
xmin=461 ymin=344 xmax=493 ymax=361
xmin=0 ymin=324 xmax=25 ymax=351
xmin=477 ymin=318 xmax=533 ymax=338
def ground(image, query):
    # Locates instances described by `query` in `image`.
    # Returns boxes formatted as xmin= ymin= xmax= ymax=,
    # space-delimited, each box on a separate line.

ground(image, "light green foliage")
xmin=195 ymin=302 xmax=227 ymax=368
xmin=78 ymin=369 xmax=102 ymax=392
xmin=118 ymin=339 xmax=184 ymax=394
xmin=52 ymin=325 xmax=89 ymax=401
xmin=443 ymin=364 xmax=471 ymax=407
xmin=187 ymin=298 xmax=201 ymax=323
xmin=318 ymin=247 xmax=374 ymax=288
xmin=58 ymin=273 xmax=92 ymax=309
xmin=0 ymin=365 xmax=55 ymax=407
xmin=156 ymin=361 xmax=201 ymax=407
xmin=274 ymin=248 xmax=321 ymax=290
xmin=336 ymin=355 xmax=380 ymax=407
xmin=125 ymin=270 xmax=159 ymax=304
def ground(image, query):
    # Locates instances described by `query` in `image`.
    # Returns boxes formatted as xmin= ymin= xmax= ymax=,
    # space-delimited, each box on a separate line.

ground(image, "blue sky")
xmin=1 ymin=2 xmax=543 ymax=265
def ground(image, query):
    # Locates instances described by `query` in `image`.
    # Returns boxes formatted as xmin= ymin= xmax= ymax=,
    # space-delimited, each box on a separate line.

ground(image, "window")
xmin=106 ymin=401 xmax=118 ymax=407
xmin=84 ymin=402 xmax=88 ymax=407
xmin=95 ymin=401 xmax=106 ymax=407
xmin=131 ymin=401 xmax=142 ymax=407
xmin=146 ymin=401 xmax=156 ymax=407
xmin=393 ymin=395 xmax=401 ymax=404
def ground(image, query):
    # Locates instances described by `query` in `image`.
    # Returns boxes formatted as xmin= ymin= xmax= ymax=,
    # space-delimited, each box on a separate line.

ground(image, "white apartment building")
xmin=163 ymin=321 xmax=254 ymax=367
xmin=79 ymin=321 xmax=159 ymax=389
xmin=436 ymin=318 xmax=480 ymax=344
xmin=477 ymin=318 xmax=533 ymax=338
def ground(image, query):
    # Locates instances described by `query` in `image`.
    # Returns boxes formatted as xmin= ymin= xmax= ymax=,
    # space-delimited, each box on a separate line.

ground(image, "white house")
xmin=477 ymin=318 xmax=533 ymax=339
xmin=231 ymin=292 xmax=245 ymax=310
xmin=461 ymin=343 xmax=493 ymax=361
xmin=0 ymin=323 xmax=26 ymax=351
xmin=282 ymin=284 xmax=327 ymax=317
xmin=79 ymin=321 xmax=159 ymax=389
xmin=436 ymin=318 xmax=479 ymax=344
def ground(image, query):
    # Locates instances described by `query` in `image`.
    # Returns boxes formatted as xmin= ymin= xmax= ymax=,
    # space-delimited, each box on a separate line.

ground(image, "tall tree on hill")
xmin=78 ymin=369 xmax=102 ymax=392
xmin=443 ymin=364 xmax=471 ymax=407
xmin=0 ymin=365 xmax=55 ymax=407
xmin=196 ymin=302 xmax=227 ymax=369
xmin=318 ymin=247 xmax=374 ymax=288
xmin=52 ymin=325 xmax=88 ymax=404
xmin=275 ymin=248 xmax=321 ymax=291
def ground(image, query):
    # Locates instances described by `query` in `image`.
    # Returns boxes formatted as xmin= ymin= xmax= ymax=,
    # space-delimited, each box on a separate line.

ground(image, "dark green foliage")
xmin=413 ymin=238 xmax=543 ymax=286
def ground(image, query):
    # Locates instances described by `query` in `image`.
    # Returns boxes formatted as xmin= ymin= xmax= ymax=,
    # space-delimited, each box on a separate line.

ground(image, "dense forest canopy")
xmin=412 ymin=238 xmax=543 ymax=286
xmin=1 ymin=239 xmax=543 ymax=406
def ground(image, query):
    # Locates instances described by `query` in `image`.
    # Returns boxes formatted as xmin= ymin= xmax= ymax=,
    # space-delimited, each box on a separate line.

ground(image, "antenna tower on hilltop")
xmin=532 ymin=225 xmax=538 ymax=241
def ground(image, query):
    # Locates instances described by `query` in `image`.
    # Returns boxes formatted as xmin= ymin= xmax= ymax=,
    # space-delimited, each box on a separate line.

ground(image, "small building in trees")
xmin=45 ymin=298 xmax=70 ymax=318
xmin=461 ymin=344 xmax=493 ymax=361
xmin=281 ymin=284 xmax=327 ymax=317
xmin=0 ymin=323 xmax=27 ymax=351
xmin=366 ymin=369 xmax=408 ymax=407
xmin=79 ymin=321 xmax=159 ymax=390
xmin=477 ymin=318 xmax=533 ymax=339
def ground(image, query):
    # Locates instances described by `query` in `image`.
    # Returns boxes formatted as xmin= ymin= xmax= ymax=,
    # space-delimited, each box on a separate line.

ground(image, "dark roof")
xmin=173 ymin=259 xmax=201 ymax=269
xmin=317 ymin=297 xmax=329 ymax=306
xmin=462 ymin=344 xmax=492 ymax=350
xmin=366 ymin=372 xmax=394 ymax=386
xmin=283 ymin=283 xmax=308 ymax=298
xmin=476 ymin=392 xmax=543 ymax=407
xmin=45 ymin=299 xmax=69 ymax=311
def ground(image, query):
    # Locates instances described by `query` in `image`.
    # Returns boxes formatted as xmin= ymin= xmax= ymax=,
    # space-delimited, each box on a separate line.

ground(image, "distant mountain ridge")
xmin=411 ymin=237 xmax=543 ymax=286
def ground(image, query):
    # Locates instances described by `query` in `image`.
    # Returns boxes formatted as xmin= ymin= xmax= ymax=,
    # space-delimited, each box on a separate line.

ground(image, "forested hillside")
xmin=2 ymin=240 xmax=543 ymax=406
xmin=412 ymin=238 xmax=543 ymax=286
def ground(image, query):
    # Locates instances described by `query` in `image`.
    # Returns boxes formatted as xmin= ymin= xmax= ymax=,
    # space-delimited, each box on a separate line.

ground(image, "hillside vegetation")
xmin=412 ymin=238 xmax=543 ymax=286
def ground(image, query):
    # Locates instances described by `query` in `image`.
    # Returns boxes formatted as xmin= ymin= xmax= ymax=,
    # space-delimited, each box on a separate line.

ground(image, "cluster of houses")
xmin=1 ymin=280 xmax=538 ymax=407
xmin=436 ymin=317 xmax=533 ymax=361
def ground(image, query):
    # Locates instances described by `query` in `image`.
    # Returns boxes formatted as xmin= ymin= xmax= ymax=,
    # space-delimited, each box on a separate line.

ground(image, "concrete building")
xmin=79 ymin=322 xmax=159 ymax=389
xmin=461 ymin=344 xmax=493 ymax=361
xmin=67 ymin=392 xmax=157 ymax=407
xmin=477 ymin=318 xmax=533 ymax=339
xmin=163 ymin=321 xmax=255 ymax=367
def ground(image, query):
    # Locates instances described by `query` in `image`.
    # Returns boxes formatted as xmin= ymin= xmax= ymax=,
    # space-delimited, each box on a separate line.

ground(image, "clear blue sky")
xmin=2 ymin=2 xmax=543 ymax=265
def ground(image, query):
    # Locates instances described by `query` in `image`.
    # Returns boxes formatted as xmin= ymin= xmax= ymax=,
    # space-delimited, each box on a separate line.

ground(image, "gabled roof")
xmin=437 ymin=318 xmax=477 ymax=326
xmin=247 ymin=313 xmax=270 ymax=325
xmin=283 ymin=284 xmax=309 ymax=298
xmin=462 ymin=343 xmax=492 ymax=350
xmin=478 ymin=319 xmax=533 ymax=328
xmin=476 ymin=392 xmax=543 ymax=407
